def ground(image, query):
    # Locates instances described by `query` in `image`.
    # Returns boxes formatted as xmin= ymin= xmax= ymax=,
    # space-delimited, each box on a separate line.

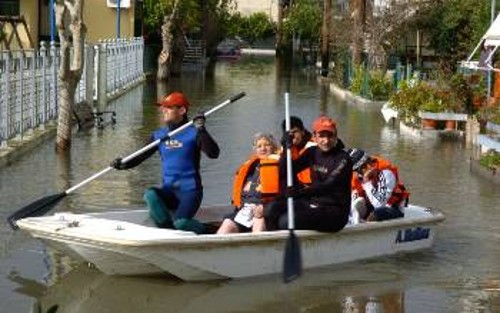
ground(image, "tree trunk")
xmin=200 ymin=3 xmax=220 ymax=58
xmin=351 ymin=0 xmax=366 ymax=66
xmin=54 ymin=0 xmax=86 ymax=152
xmin=276 ymin=0 xmax=284 ymax=56
xmin=170 ymin=31 xmax=185 ymax=76
xmin=157 ymin=1 xmax=179 ymax=81
xmin=56 ymin=82 xmax=75 ymax=151
xmin=320 ymin=0 xmax=332 ymax=77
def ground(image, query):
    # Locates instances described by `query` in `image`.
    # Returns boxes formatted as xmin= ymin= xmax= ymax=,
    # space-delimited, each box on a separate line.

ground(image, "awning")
xmin=464 ymin=14 xmax=500 ymax=72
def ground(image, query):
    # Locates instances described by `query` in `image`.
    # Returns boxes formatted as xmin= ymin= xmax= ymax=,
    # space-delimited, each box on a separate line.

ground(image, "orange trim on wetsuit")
xmin=231 ymin=155 xmax=280 ymax=208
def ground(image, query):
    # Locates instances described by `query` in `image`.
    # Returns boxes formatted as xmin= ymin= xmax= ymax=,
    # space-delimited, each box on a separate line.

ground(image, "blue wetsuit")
xmin=152 ymin=125 xmax=203 ymax=220
xmin=119 ymin=118 xmax=219 ymax=232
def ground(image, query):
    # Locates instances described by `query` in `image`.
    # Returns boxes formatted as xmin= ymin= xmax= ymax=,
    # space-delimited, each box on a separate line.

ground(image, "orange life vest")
xmin=291 ymin=140 xmax=316 ymax=185
xmin=351 ymin=155 xmax=409 ymax=207
xmin=231 ymin=155 xmax=280 ymax=208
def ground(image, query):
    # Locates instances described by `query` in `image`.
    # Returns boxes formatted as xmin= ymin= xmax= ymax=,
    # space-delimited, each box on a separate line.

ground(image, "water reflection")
xmin=16 ymin=261 xmax=410 ymax=313
xmin=20 ymin=255 xmax=498 ymax=313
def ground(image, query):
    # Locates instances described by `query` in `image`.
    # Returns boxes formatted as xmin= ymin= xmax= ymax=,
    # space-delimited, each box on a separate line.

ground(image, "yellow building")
xmin=0 ymin=0 xmax=143 ymax=50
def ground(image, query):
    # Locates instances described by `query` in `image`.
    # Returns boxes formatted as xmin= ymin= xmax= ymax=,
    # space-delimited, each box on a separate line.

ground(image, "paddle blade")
xmin=283 ymin=229 xmax=302 ymax=283
xmin=7 ymin=192 xmax=67 ymax=230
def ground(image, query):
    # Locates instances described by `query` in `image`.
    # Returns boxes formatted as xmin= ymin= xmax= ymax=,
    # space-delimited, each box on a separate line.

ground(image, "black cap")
xmin=348 ymin=148 xmax=370 ymax=171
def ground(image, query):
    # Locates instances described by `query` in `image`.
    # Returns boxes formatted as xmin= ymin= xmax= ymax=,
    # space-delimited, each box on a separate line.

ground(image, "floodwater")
xmin=0 ymin=55 xmax=499 ymax=313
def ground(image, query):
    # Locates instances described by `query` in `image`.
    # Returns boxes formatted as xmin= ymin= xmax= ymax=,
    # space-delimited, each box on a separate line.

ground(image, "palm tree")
xmin=54 ymin=0 xmax=87 ymax=152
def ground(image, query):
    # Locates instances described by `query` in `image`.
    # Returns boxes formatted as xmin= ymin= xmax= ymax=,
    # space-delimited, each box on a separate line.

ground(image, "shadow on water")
xmin=1 ymin=54 xmax=500 ymax=312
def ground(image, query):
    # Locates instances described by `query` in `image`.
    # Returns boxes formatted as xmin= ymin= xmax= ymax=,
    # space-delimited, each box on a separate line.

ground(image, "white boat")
xmin=16 ymin=204 xmax=444 ymax=282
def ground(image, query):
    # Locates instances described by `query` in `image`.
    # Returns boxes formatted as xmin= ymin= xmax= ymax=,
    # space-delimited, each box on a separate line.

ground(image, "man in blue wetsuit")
xmin=111 ymin=91 xmax=220 ymax=234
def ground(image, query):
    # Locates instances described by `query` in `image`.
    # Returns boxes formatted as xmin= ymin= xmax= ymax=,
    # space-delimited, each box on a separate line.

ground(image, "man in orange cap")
xmin=264 ymin=115 xmax=352 ymax=232
xmin=111 ymin=91 xmax=220 ymax=234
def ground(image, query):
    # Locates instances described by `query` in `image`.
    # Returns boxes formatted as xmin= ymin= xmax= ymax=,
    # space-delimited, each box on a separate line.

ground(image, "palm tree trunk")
xmin=54 ymin=0 xmax=86 ymax=152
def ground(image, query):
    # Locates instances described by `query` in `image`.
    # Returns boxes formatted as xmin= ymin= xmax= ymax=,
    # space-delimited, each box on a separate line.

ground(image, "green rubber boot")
xmin=174 ymin=218 xmax=205 ymax=234
xmin=144 ymin=188 xmax=173 ymax=228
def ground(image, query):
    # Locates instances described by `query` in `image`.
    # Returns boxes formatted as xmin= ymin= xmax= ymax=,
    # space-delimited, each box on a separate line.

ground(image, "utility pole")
xmin=50 ymin=0 xmax=55 ymax=42
xmin=488 ymin=0 xmax=496 ymax=103
xmin=116 ymin=0 xmax=121 ymax=38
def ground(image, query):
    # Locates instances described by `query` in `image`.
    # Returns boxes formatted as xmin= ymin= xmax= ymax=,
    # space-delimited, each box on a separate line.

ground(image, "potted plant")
xmin=418 ymin=90 xmax=447 ymax=129
xmin=389 ymin=80 xmax=431 ymax=126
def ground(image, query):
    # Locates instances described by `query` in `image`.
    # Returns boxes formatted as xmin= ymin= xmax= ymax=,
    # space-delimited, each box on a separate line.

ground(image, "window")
xmin=0 ymin=0 xmax=20 ymax=16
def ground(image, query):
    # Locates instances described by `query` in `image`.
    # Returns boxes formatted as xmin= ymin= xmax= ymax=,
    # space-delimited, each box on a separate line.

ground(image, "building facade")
xmin=0 ymin=0 xmax=143 ymax=50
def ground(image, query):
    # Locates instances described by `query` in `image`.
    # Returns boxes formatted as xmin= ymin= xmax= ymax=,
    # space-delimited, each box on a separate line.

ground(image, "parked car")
xmin=216 ymin=39 xmax=242 ymax=60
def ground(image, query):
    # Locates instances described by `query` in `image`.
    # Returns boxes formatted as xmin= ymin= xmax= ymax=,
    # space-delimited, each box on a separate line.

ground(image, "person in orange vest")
xmin=280 ymin=116 xmax=316 ymax=185
xmin=217 ymin=133 xmax=280 ymax=234
xmin=347 ymin=149 xmax=409 ymax=223
xmin=265 ymin=116 xmax=352 ymax=232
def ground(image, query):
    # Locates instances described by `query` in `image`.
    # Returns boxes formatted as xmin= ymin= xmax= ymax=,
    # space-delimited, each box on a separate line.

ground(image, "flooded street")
xmin=0 ymin=55 xmax=499 ymax=312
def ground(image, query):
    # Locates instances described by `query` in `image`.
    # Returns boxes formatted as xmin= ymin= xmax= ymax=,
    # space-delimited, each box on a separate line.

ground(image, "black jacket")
xmin=280 ymin=143 xmax=353 ymax=210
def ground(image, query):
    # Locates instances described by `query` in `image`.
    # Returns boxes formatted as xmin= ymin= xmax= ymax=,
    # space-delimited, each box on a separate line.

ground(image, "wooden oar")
xmin=7 ymin=91 xmax=246 ymax=229
xmin=283 ymin=92 xmax=302 ymax=283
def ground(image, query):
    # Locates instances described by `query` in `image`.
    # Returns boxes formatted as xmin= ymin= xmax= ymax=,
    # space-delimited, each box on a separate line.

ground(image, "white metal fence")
xmin=0 ymin=37 xmax=144 ymax=148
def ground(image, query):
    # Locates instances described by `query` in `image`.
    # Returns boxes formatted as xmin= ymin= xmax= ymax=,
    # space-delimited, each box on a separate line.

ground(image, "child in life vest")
xmin=217 ymin=133 xmax=280 ymax=234
xmin=348 ymin=149 xmax=409 ymax=224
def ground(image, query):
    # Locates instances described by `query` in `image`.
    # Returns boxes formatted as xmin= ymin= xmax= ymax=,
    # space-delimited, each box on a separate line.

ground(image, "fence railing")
xmin=0 ymin=37 xmax=144 ymax=148
xmin=183 ymin=39 xmax=206 ymax=68
xmin=97 ymin=37 xmax=144 ymax=103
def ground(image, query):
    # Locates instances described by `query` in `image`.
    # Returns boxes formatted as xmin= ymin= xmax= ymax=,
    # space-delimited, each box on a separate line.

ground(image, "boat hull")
xmin=17 ymin=205 xmax=444 ymax=281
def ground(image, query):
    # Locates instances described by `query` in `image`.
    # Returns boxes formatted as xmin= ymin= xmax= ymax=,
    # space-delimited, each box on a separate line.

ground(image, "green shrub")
xmin=349 ymin=65 xmax=364 ymax=95
xmin=478 ymin=105 xmax=500 ymax=124
xmin=389 ymin=76 xmax=470 ymax=122
xmin=389 ymin=80 xmax=436 ymax=120
xmin=369 ymin=70 xmax=393 ymax=101
xmin=350 ymin=66 xmax=393 ymax=101
xmin=479 ymin=150 xmax=500 ymax=170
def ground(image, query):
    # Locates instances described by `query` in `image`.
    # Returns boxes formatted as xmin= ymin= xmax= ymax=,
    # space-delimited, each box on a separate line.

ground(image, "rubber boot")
xmin=174 ymin=218 xmax=205 ymax=234
xmin=144 ymin=188 xmax=173 ymax=228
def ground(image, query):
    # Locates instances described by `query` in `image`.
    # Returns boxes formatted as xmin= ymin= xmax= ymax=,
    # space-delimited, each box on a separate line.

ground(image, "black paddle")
xmin=283 ymin=92 xmax=302 ymax=283
xmin=7 ymin=91 xmax=246 ymax=229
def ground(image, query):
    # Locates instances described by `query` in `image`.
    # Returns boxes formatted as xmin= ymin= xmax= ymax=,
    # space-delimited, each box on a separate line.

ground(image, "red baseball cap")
xmin=312 ymin=116 xmax=337 ymax=133
xmin=157 ymin=91 xmax=190 ymax=108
